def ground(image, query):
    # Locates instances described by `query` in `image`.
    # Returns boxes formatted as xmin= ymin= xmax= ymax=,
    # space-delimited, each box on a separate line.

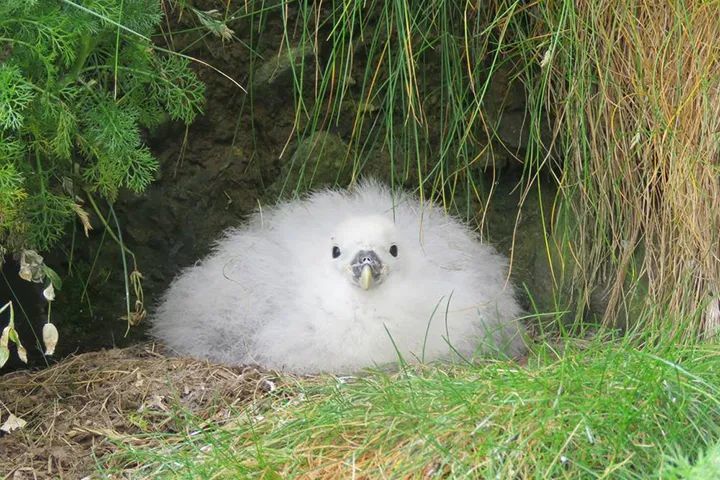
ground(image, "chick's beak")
xmin=351 ymin=250 xmax=383 ymax=290
xmin=359 ymin=264 xmax=373 ymax=290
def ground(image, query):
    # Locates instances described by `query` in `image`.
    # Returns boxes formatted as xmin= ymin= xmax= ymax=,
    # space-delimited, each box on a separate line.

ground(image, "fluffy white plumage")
xmin=152 ymin=182 xmax=525 ymax=374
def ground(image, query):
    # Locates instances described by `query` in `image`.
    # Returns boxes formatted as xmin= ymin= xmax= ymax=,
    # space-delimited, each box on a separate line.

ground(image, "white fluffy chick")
xmin=151 ymin=182 xmax=525 ymax=374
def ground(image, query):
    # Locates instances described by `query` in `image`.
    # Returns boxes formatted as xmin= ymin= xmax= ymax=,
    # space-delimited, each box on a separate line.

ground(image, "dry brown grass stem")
xmin=545 ymin=0 xmax=720 ymax=335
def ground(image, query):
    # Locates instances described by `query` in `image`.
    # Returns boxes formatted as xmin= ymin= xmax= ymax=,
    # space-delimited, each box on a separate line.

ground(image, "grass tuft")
xmin=514 ymin=0 xmax=720 ymax=334
xmin=662 ymin=440 xmax=720 ymax=480
xmin=101 ymin=336 xmax=720 ymax=478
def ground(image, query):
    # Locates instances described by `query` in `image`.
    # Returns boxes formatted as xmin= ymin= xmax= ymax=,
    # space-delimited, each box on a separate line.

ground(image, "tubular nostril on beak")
xmin=350 ymin=250 xmax=385 ymax=288
xmin=354 ymin=250 xmax=380 ymax=267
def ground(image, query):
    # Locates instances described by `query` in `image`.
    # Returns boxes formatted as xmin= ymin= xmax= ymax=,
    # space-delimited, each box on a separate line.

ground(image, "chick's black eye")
xmin=332 ymin=246 xmax=341 ymax=258
xmin=389 ymin=244 xmax=398 ymax=257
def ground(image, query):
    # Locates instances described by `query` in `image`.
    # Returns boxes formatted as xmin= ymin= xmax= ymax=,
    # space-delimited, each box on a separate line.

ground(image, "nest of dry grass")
xmin=0 ymin=344 xmax=279 ymax=479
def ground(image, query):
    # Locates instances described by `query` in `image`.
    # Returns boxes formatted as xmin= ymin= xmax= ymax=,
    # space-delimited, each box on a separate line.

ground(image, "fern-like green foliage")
xmin=0 ymin=0 xmax=205 ymax=252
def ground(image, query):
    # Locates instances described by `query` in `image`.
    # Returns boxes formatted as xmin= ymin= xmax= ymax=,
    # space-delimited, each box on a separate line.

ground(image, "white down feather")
xmin=151 ymin=182 xmax=525 ymax=374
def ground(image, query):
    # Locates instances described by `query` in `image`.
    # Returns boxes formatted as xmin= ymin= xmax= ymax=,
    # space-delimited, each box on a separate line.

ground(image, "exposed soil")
xmin=2 ymin=1 xmax=545 ymax=371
